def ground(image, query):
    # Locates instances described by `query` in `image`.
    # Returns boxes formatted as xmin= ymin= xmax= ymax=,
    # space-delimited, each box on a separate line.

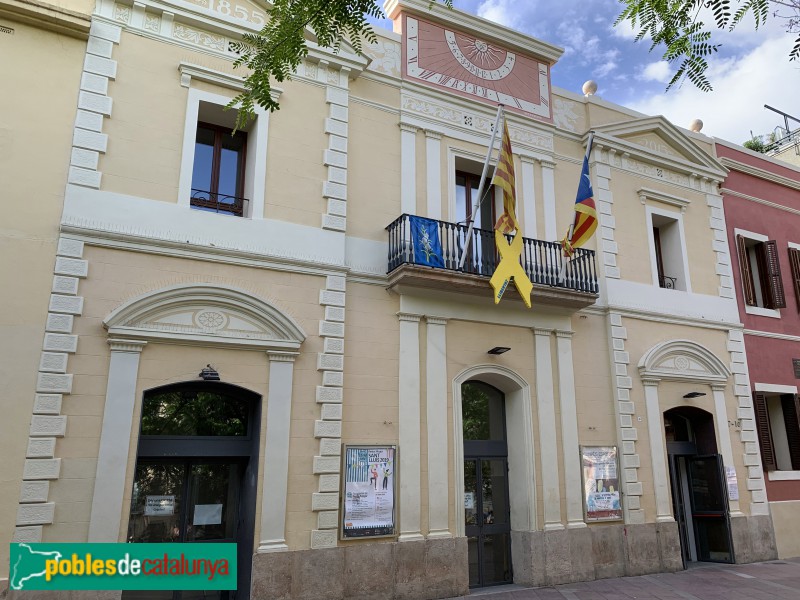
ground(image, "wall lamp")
xmin=488 ymin=347 xmax=511 ymax=355
xmin=199 ymin=364 xmax=220 ymax=381
xmin=683 ymin=391 xmax=706 ymax=399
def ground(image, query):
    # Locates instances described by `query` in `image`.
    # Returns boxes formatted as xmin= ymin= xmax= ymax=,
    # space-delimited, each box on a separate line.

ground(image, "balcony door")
xmin=462 ymin=381 xmax=512 ymax=588
xmin=456 ymin=171 xmax=497 ymax=275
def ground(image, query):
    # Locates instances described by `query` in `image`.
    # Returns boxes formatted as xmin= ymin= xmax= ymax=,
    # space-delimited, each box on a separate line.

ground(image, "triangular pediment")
xmin=593 ymin=116 xmax=726 ymax=180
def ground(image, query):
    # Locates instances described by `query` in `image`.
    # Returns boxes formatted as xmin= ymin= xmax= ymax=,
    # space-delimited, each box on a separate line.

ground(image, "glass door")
xmin=687 ymin=454 xmax=734 ymax=563
xmin=126 ymin=459 xmax=244 ymax=600
xmin=464 ymin=458 xmax=512 ymax=587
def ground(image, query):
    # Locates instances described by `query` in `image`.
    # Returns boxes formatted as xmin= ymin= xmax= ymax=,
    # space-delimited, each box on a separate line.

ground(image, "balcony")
xmin=190 ymin=189 xmax=249 ymax=217
xmin=386 ymin=215 xmax=599 ymax=309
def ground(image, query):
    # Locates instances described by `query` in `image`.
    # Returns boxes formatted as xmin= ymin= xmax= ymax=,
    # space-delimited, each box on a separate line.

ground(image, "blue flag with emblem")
xmin=409 ymin=216 xmax=444 ymax=268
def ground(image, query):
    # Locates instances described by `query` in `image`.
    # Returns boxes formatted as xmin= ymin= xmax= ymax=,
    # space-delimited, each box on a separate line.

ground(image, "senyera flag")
xmin=562 ymin=133 xmax=597 ymax=258
xmin=493 ymin=119 xmax=518 ymax=235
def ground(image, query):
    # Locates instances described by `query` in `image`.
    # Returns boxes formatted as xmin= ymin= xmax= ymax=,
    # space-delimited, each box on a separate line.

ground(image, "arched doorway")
xmin=462 ymin=380 xmax=512 ymax=588
xmin=664 ymin=406 xmax=733 ymax=565
xmin=123 ymin=381 xmax=261 ymax=600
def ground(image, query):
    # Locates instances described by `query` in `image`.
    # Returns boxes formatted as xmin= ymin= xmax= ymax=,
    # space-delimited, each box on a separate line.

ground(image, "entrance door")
xmin=127 ymin=459 xmax=244 ymax=600
xmin=686 ymin=455 xmax=734 ymax=563
xmin=462 ymin=381 xmax=512 ymax=587
xmin=123 ymin=382 xmax=261 ymax=600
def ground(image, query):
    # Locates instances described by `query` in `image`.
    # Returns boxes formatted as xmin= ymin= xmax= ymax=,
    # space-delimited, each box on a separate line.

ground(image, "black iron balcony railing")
xmin=190 ymin=189 xmax=249 ymax=217
xmin=659 ymin=275 xmax=677 ymax=289
xmin=386 ymin=214 xmax=598 ymax=294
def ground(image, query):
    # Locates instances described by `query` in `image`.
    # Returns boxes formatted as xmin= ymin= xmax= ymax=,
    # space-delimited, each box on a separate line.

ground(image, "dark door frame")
xmin=129 ymin=381 xmax=261 ymax=600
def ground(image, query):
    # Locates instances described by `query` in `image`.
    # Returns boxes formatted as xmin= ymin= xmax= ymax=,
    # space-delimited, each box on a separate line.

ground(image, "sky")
xmin=373 ymin=0 xmax=800 ymax=145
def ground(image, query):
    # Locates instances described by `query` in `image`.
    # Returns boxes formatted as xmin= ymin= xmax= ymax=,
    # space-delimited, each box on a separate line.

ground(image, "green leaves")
xmin=227 ymin=0 xmax=451 ymax=131
xmin=615 ymin=0 xmax=793 ymax=92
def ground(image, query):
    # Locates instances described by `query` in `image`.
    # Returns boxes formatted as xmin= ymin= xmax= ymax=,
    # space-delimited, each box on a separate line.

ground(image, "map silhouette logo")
xmin=10 ymin=543 xmax=63 ymax=590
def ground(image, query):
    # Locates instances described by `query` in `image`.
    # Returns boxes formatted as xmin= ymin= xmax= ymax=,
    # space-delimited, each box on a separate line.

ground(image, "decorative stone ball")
xmin=582 ymin=80 xmax=598 ymax=96
xmin=689 ymin=119 xmax=704 ymax=132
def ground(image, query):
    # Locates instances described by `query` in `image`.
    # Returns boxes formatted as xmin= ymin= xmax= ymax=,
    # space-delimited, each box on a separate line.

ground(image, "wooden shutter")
xmin=753 ymin=392 xmax=777 ymax=471
xmin=781 ymin=394 xmax=800 ymax=470
xmin=789 ymin=248 xmax=800 ymax=311
xmin=736 ymin=235 xmax=756 ymax=306
xmin=762 ymin=240 xmax=786 ymax=309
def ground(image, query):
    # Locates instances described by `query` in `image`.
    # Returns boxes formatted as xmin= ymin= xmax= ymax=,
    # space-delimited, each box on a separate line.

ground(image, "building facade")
xmin=1 ymin=0 xmax=781 ymax=597
xmin=716 ymin=139 xmax=800 ymax=559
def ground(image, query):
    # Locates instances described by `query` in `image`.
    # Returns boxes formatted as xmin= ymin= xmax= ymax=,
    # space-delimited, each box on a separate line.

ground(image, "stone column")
xmin=555 ymin=330 xmax=586 ymax=528
xmin=520 ymin=155 xmax=537 ymax=239
xmin=540 ymin=159 xmax=557 ymax=241
xmin=711 ymin=383 xmax=743 ymax=516
xmin=88 ymin=339 xmax=146 ymax=542
xmin=399 ymin=313 xmax=424 ymax=541
xmin=642 ymin=377 xmax=673 ymax=522
xmin=426 ymin=316 xmax=450 ymax=538
xmin=258 ymin=351 xmax=299 ymax=552
xmin=533 ymin=327 xmax=563 ymax=530
xmin=400 ymin=123 xmax=418 ymax=216
xmin=425 ymin=130 xmax=442 ymax=220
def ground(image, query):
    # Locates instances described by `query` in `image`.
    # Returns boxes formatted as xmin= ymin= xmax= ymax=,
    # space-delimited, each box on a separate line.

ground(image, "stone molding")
xmin=14 ymin=236 xmax=87 ymax=543
xmin=108 ymin=339 xmax=146 ymax=353
xmin=637 ymin=339 xmax=729 ymax=383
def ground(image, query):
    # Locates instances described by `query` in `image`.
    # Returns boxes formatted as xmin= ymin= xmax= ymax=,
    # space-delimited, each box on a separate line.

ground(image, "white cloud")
xmin=640 ymin=61 xmax=671 ymax=83
xmin=476 ymin=0 xmax=517 ymax=28
xmin=628 ymin=35 xmax=800 ymax=144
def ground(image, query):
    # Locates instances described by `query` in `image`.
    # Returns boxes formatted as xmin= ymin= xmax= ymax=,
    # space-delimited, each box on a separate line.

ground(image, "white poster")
xmin=582 ymin=446 xmax=623 ymax=521
xmin=144 ymin=495 xmax=175 ymax=516
xmin=342 ymin=446 xmax=396 ymax=538
xmin=725 ymin=465 xmax=739 ymax=501
xmin=193 ymin=503 xmax=223 ymax=526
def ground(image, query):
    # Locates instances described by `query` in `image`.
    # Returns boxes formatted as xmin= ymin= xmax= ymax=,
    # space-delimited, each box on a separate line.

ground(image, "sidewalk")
xmin=459 ymin=558 xmax=800 ymax=599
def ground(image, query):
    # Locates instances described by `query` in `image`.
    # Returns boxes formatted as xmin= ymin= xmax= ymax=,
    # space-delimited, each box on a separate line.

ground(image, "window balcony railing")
xmin=659 ymin=275 xmax=677 ymax=289
xmin=190 ymin=189 xmax=249 ymax=217
xmin=386 ymin=214 xmax=598 ymax=295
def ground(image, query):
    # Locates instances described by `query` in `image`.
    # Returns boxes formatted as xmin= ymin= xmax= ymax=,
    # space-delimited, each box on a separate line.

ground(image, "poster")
xmin=144 ymin=495 xmax=174 ymax=516
xmin=341 ymin=445 xmax=396 ymax=539
xmin=725 ymin=465 xmax=739 ymax=501
xmin=581 ymin=446 xmax=622 ymax=521
xmin=193 ymin=504 xmax=223 ymax=525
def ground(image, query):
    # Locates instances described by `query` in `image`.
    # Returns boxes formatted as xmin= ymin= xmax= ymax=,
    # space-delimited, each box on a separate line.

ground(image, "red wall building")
xmin=716 ymin=140 xmax=800 ymax=556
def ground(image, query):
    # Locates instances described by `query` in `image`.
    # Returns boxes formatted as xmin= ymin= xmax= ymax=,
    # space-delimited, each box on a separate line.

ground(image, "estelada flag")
xmin=562 ymin=136 xmax=597 ymax=256
xmin=493 ymin=119 xmax=518 ymax=234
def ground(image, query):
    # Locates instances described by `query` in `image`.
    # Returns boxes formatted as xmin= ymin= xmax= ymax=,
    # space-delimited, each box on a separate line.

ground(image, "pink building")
xmin=716 ymin=140 xmax=800 ymax=557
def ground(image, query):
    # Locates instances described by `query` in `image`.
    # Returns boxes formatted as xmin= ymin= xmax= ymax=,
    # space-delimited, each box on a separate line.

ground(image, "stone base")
xmin=730 ymin=514 xmax=778 ymax=563
xmin=251 ymin=537 xmax=468 ymax=600
xmin=512 ymin=522 xmax=683 ymax=587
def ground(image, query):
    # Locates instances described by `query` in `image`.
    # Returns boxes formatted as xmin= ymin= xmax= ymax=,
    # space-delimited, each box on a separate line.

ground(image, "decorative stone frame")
xmin=637 ymin=339 xmax=742 ymax=521
xmin=88 ymin=283 xmax=306 ymax=547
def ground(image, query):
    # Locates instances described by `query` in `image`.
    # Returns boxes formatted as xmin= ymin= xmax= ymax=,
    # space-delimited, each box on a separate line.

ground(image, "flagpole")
xmin=458 ymin=104 xmax=505 ymax=271
xmin=558 ymin=131 xmax=595 ymax=284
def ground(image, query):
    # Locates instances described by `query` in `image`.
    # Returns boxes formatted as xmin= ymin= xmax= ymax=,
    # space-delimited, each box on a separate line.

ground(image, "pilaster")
xmin=533 ymin=327 xmax=562 ymax=530
xmin=398 ymin=313 xmax=423 ymax=541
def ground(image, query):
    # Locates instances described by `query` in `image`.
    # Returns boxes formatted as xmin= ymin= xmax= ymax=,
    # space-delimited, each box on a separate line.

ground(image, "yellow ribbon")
xmin=489 ymin=226 xmax=532 ymax=309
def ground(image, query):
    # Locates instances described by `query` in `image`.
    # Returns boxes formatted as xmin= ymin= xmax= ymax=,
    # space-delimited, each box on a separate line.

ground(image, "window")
xmin=788 ymin=246 xmax=800 ymax=310
xmin=735 ymin=234 xmax=786 ymax=310
xmin=455 ymin=170 xmax=496 ymax=230
xmin=754 ymin=392 xmax=800 ymax=472
xmin=647 ymin=209 xmax=689 ymax=291
xmin=190 ymin=122 xmax=248 ymax=217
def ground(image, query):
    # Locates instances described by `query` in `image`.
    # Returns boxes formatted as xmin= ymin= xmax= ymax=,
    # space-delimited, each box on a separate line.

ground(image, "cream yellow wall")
xmin=770 ymin=500 xmax=800 ymax=558
xmin=347 ymin=101 xmax=402 ymax=240
xmin=621 ymin=318 xmax=752 ymax=518
xmin=42 ymin=245 xmax=327 ymax=550
xmin=101 ymin=30 xmax=331 ymax=229
xmin=0 ymin=15 xmax=86 ymax=577
xmin=572 ymin=313 xmax=616 ymax=444
xmin=606 ymin=171 xmax=717 ymax=293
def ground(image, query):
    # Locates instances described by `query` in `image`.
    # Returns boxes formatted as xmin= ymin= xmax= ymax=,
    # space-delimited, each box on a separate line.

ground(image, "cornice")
xmin=719 ymin=157 xmax=800 ymax=192
xmin=384 ymin=0 xmax=564 ymax=64
xmin=60 ymin=225 xmax=350 ymax=279
xmin=721 ymin=188 xmax=800 ymax=218
xmin=743 ymin=328 xmax=800 ymax=343
xmin=0 ymin=0 xmax=91 ymax=38
xmin=638 ymin=187 xmax=691 ymax=212
xmin=179 ymin=62 xmax=282 ymax=98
